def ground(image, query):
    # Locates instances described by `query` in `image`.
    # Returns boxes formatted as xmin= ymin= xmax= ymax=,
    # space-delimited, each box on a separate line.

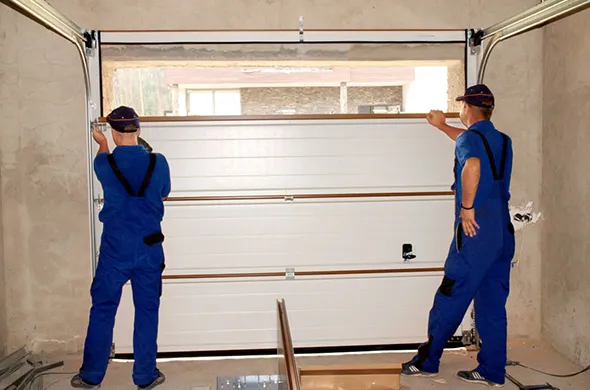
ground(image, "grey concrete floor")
xmin=38 ymin=339 xmax=589 ymax=390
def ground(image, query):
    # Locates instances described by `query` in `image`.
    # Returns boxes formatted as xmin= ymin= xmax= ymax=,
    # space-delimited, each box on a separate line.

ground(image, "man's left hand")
xmin=460 ymin=208 xmax=480 ymax=237
xmin=92 ymin=129 xmax=107 ymax=145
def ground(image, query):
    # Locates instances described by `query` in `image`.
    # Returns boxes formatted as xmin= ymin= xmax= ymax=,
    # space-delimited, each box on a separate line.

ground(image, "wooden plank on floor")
xmin=300 ymin=363 xmax=402 ymax=390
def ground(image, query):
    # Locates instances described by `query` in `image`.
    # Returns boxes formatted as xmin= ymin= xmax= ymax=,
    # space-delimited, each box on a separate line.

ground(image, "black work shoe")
xmin=137 ymin=371 xmax=166 ymax=390
xmin=401 ymin=361 xmax=438 ymax=377
xmin=71 ymin=374 xmax=101 ymax=388
xmin=457 ymin=370 xmax=504 ymax=387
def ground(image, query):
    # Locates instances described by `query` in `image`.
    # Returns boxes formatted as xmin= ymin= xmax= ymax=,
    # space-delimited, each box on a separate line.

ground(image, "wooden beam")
xmin=97 ymin=112 xmax=460 ymax=123
xmin=300 ymin=363 xmax=402 ymax=390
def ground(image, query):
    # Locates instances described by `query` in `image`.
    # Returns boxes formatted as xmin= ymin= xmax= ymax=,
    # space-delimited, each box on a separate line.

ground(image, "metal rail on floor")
xmin=505 ymin=372 xmax=558 ymax=390
xmin=277 ymin=299 xmax=302 ymax=390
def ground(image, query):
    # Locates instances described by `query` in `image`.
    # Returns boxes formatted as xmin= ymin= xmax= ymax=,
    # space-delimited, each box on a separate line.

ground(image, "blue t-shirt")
xmin=95 ymin=145 xmax=171 ymax=238
xmin=452 ymin=120 xmax=513 ymax=216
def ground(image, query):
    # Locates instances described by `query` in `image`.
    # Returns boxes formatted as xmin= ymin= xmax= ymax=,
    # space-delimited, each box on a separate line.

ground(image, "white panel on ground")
xmin=106 ymin=117 xmax=470 ymax=353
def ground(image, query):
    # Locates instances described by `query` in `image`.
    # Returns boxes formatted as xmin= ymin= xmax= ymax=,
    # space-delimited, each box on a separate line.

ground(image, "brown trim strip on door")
xmin=165 ymin=191 xmax=455 ymax=203
xmin=97 ymin=113 xmax=460 ymax=123
xmin=162 ymin=267 xmax=445 ymax=280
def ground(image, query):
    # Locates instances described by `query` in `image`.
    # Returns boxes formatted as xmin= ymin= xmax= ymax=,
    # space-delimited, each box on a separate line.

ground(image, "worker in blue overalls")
xmin=402 ymin=85 xmax=515 ymax=387
xmin=72 ymin=106 xmax=171 ymax=390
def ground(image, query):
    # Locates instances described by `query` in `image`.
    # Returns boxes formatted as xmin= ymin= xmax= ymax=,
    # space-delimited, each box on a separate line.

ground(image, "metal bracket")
xmin=217 ymin=375 xmax=281 ymax=390
xmin=467 ymin=308 xmax=481 ymax=347
xmin=402 ymin=243 xmax=416 ymax=262
xmin=94 ymin=197 xmax=104 ymax=211
xmin=84 ymin=30 xmax=98 ymax=56
xmin=298 ymin=16 xmax=304 ymax=42
xmin=468 ymin=29 xmax=484 ymax=55
xmin=284 ymin=196 xmax=294 ymax=202
xmin=285 ymin=268 xmax=295 ymax=280
xmin=91 ymin=119 xmax=108 ymax=133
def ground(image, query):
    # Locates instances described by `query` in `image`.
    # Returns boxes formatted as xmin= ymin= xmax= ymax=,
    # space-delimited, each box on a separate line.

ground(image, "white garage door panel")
xmin=162 ymin=199 xmax=454 ymax=274
xmin=114 ymin=274 xmax=455 ymax=353
xmin=106 ymin=117 xmax=469 ymax=354
xmin=139 ymin=118 xmax=457 ymax=196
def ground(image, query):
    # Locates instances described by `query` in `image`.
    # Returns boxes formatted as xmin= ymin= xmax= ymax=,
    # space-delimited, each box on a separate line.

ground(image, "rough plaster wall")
xmin=0 ymin=6 xmax=91 ymax=353
xmin=0 ymin=167 xmax=6 ymax=357
xmin=240 ymin=86 xmax=403 ymax=115
xmin=0 ymin=0 xmax=543 ymax=353
xmin=542 ymin=10 xmax=590 ymax=366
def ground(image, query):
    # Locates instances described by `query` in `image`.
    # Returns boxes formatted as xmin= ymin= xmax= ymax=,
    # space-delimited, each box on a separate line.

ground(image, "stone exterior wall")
xmin=240 ymin=86 xmax=403 ymax=115
xmin=447 ymin=62 xmax=465 ymax=112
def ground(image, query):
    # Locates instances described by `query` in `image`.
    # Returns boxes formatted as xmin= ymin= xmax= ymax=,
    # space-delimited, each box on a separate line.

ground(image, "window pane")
xmin=213 ymin=90 xmax=241 ymax=115
xmin=188 ymin=90 xmax=214 ymax=115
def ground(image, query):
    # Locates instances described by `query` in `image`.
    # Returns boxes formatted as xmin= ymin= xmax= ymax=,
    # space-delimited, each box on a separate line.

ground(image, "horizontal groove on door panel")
xmin=97 ymin=113 xmax=460 ymax=123
xmin=164 ymin=191 xmax=454 ymax=203
xmin=162 ymin=267 xmax=445 ymax=280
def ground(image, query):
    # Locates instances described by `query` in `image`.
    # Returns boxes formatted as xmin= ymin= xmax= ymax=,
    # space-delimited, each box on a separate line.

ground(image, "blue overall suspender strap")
xmin=470 ymin=130 xmax=509 ymax=184
xmin=106 ymin=153 xmax=157 ymax=197
xmin=106 ymin=153 xmax=164 ymax=246
xmin=451 ymin=131 xmax=508 ymax=193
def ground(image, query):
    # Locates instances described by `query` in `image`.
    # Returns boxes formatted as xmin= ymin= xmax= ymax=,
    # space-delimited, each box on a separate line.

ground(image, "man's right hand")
xmin=426 ymin=110 xmax=446 ymax=130
xmin=427 ymin=110 xmax=464 ymax=141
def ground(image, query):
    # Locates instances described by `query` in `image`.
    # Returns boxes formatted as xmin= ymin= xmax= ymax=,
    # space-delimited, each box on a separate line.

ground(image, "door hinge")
xmin=285 ymin=268 xmax=295 ymax=280
xmin=94 ymin=197 xmax=104 ymax=211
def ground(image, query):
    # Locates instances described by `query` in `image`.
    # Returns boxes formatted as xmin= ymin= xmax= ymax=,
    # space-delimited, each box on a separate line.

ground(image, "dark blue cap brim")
xmin=455 ymin=95 xmax=494 ymax=109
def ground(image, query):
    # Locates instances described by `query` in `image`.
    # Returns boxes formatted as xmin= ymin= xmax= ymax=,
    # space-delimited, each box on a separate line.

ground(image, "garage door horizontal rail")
xmin=164 ymin=191 xmax=454 ymax=203
xmin=162 ymin=267 xmax=445 ymax=280
xmin=97 ymin=113 xmax=460 ymax=123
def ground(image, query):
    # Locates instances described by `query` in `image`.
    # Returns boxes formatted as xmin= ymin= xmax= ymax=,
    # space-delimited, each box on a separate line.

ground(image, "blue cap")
xmin=106 ymin=106 xmax=140 ymax=133
xmin=455 ymin=84 xmax=495 ymax=109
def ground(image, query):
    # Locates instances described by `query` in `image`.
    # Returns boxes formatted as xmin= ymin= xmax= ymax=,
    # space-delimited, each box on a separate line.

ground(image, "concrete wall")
xmin=0 ymin=167 xmax=6 ymax=357
xmin=542 ymin=10 xmax=590 ymax=366
xmin=240 ymin=86 xmax=403 ymax=115
xmin=0 ymin=0 xmax=543 ymax=353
